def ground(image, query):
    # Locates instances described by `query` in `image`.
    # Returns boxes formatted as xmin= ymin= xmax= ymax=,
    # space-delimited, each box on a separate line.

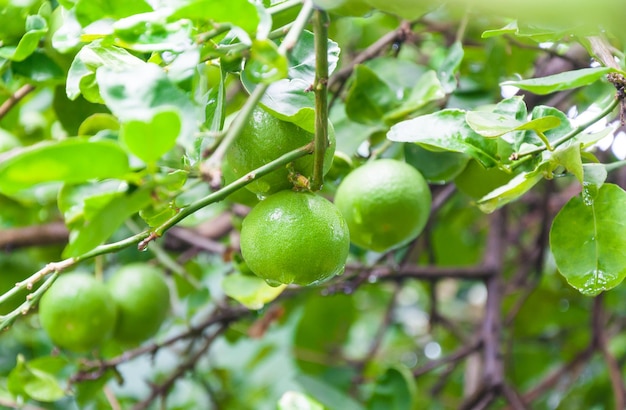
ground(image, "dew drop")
xmin=265 ymin=278 xmax=283 ymax=288
xmin=367 ymin=275 xmax=378 ymax=284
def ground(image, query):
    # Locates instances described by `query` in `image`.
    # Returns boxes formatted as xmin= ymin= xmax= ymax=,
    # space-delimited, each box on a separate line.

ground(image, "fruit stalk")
xmin=311 ymin=8 xmax=330 ymax=191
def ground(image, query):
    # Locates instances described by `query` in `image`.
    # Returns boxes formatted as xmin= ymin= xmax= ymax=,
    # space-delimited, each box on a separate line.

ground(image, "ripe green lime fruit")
xmin=107 ymin=263 xmax=170 ymax=346
xmin=222 ymin=157 xmax=260 ymax=207
xmin=334 ymin=159 xmax=432 ymax=252
xmin=454 ymin=160 xmax=514 ymax=200
xmin=240 ymin=190 xmax=350 ymax=286
xmin=39 ymin=272 xmax=117 ymax=353
xmin=225 ymin=107 xmax=336 ymax=196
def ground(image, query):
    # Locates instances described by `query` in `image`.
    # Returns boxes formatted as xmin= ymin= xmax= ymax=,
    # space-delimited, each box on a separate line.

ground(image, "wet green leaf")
xmin=388 ymin=109 xmax=500 ymax=167
xmin=404 ymin=144 xmax=469 ymax=184
xmin=553 ymin=143 xmax=583 ymax=182
xmin=243 ymin=39 xmax=288 ymax=84
xmin=66 ymin=40 xmax=144 ymax=102
xmin=550 ymin=183 xmax=626 ymax=296
xmin=113 ymin=12 xmax=193 ymax=52
xmin=121 ymin=109 xmax=181 ymax=164
xmin=502 ymin=67 xmax=616 ymax=95
xmin=58 ymin=180 xmax=127 ymax=228
xmin=385 ymin=70 xmax=445 ymax=121
xmin=466 ymin=111 xmax=560 ymax=138
xmin=0 ymin=139 xmax=129 ymax=195
xmin=222 ymin=273 xmax=286 ymax=310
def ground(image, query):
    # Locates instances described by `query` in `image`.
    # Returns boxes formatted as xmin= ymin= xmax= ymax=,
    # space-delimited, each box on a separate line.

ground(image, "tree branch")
xmin=0 ymin=222 xmax=68 ymax=249
xmin=0 ymin=84 xmax=35 ymax=121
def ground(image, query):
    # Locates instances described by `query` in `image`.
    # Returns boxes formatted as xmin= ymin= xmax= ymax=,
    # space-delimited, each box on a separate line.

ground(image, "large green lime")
xmin=334 ymin=159 xmax=431 ymax=252
xmin=240 ymin=190 xmax=350 ymax=286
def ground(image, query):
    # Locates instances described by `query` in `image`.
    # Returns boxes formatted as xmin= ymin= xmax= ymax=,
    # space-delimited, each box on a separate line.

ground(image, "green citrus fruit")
xmin=454 ymin=160 xmax=514 ymax=200
xmin=334 ymin=159 xmax=432 ymax=252
xmin=107 ymin=263 xmax=170 ymax=346
xmin=222 ymin=157 xmax=260 ymax=207
xmin=39 ymin=272 xmax=117 ymax=352
xmin=225 ymin=107 xmax=336 ymax=196
xmin=240 ymin=190 xmax=350 ymax=286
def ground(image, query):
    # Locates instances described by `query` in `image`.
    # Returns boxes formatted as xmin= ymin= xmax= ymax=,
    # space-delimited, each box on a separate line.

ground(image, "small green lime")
xmin=334 ymin=159 xmax=432 ymax=252
xmin=240 ymin=190 xmax=350 ymax=286
xmin=107 ymin=263 xmax=170 ymax=346
xmin=39 ymin=272 xmax=117 ymax=353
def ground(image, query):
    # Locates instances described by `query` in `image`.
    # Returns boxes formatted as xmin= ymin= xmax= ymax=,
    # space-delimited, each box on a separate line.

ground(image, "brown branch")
xmin=71 ymin=306 xmax=249 ymax=384
xmin=132 ymin=326 xmax=227 ymax=410
xmin=413 ymin=339 xmax=483 ymax=377
xmin=0 ymin=84 xmax=36 ymax=121
xmin=0 ymin=222 xmax=69 ymax=249
xmin=593 ymin=295 xmax=626 ymax=410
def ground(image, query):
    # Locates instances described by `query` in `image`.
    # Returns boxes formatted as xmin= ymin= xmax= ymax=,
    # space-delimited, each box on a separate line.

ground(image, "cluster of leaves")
xmin=1 ymin=0 xmax=626 ymax=408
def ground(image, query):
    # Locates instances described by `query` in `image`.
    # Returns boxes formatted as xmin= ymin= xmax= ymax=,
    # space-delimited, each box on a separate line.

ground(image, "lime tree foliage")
xmin=3 ymin=0 xmax=626 ymax=408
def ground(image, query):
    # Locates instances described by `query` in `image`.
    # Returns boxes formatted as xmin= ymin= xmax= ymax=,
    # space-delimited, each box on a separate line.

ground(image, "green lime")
xmin=222 ymin=157 xmax=260 ymax=207
xmin=39 ymin=272 xmax=117 ymax=353
xmin=225 ymin=107 xmax=336 ymax=196
xmin=107 ymin=263 xmax=170 ymax=346
xmin=334 ymin=159 xmax=431 ymax=252
xmin=240 ymin=190 xmax=350 ymax=286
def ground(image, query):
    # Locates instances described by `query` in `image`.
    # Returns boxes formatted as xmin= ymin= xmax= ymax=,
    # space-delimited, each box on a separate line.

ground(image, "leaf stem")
xmin=311 ymin=9 xmax=330 ymax=191
xmin=0 ymin=272 xmax=59 ymax=331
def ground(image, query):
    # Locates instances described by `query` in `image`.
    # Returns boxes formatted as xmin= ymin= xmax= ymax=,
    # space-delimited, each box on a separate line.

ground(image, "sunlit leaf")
xmin=243 ymin=39 xmax=288 ymax=84
xmin=278 ymin=391 xmax=324 ymax=410
xmin=476 ymin=163 xmax=548 ymax=213
xmin=113 ymin=11 xmax=193 ymax=52
xmin=502 ymin=67 xmax=617 ymax=95
xmin=170 ymin=0 xmax=260 ymax=35
xmin=120 ymin=109 xmax=182 ymax=164
xmin=0 ymin=140 xmax=129 ymax=195
xmin=388 ymin=109 xmax=500 ymax=167
xmin=7 ymin=355 xmax=66 ymax=402
xmin=550 ymin=183 xmax=626 ymax=296
xmin=222 ymin=273 xmax=286 ymax=310
xmin=0 ymin=15 xmax=47 ymax=62
xmin=74 ymin=0 xmax=152 ymax=27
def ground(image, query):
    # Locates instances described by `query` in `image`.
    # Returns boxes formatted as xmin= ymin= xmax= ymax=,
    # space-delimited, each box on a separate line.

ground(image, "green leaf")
xmin=387 ymin=109 xmax=500 ymax=167
xmin=294 ymin=294 xmax=356 ymax=374
xmin=113 ymin=12 xmax=193 ymax=52
xmin=170 ymin=0 xmax=260 ymax=35
xmin=278 ymin=391 xmax=325 ymax=410
xmin=367 ymin=366 xmax=417 ymax=410
xmin=583 ymin=163 xmax=607 ymax=189
xmin=96 ymin=63 xmax=200 ymax=158
xmin=7 ymin=355 xmax=66 ymax=402
xmin=345 ymin=65 xmax=397 ymax=126
xmin=67 ymin=41 xmax=145 ymax=102
xmin=553 ymin=143 xmax=583 ymax=182
xmin=0 ymin=15 xmax=48 ymax=62
xmin=222 ymin=273 xmax=286 ymax=310
xmin=502 ymin=67 xmax=616 ymax=95
xmin=404 ymin=144 xmax=469 ymax=184
xmin=476 ymin=164 xmax=547 ymax=213
xmin=385 ymin=70 xmax=445 ymax=121
xmin=74 ymin=0 xmax=152 ymax=27
xmin=0 ymin=139 xmax=129 ymax=195
xmin=12 ymin=50 xmax=65 ymax=83
xmin=466 ymin=111 xmax=561 ymax=138
xmin=58 ymin=180 xmax=127 ymax=228
xmin=550 ymin=183 xmax=626 ymax=296
xmin=296 ymin=374 xmax=363 ymax=410
xmin=121 ymin=109 xmax=182 ymax=164
xmin=243 ymin=39 xmax=288 ymax=84
xmin=63 ymin=184 xmax=153 ymax=257
xmin=242 ymin=31 xmax=340 ymax=132
xmin=438 ymin=41 xmax=464 ymax=93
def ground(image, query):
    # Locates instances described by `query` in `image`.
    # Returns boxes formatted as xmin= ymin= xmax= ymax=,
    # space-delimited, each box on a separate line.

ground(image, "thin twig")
xmin=0 ymin=84 xmax=35 ymax=121
xmin=413 ymin=339 xmax=483 ymax=377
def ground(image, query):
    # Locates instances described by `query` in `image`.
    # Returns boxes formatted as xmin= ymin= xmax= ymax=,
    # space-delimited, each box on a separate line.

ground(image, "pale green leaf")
xmin=121 ymin=109 xmax=182 ymax=163
xmin=502 ymin=67 xmax=617 ymax=95
xmin=222 ymin=273 xmax=286 ymax=310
